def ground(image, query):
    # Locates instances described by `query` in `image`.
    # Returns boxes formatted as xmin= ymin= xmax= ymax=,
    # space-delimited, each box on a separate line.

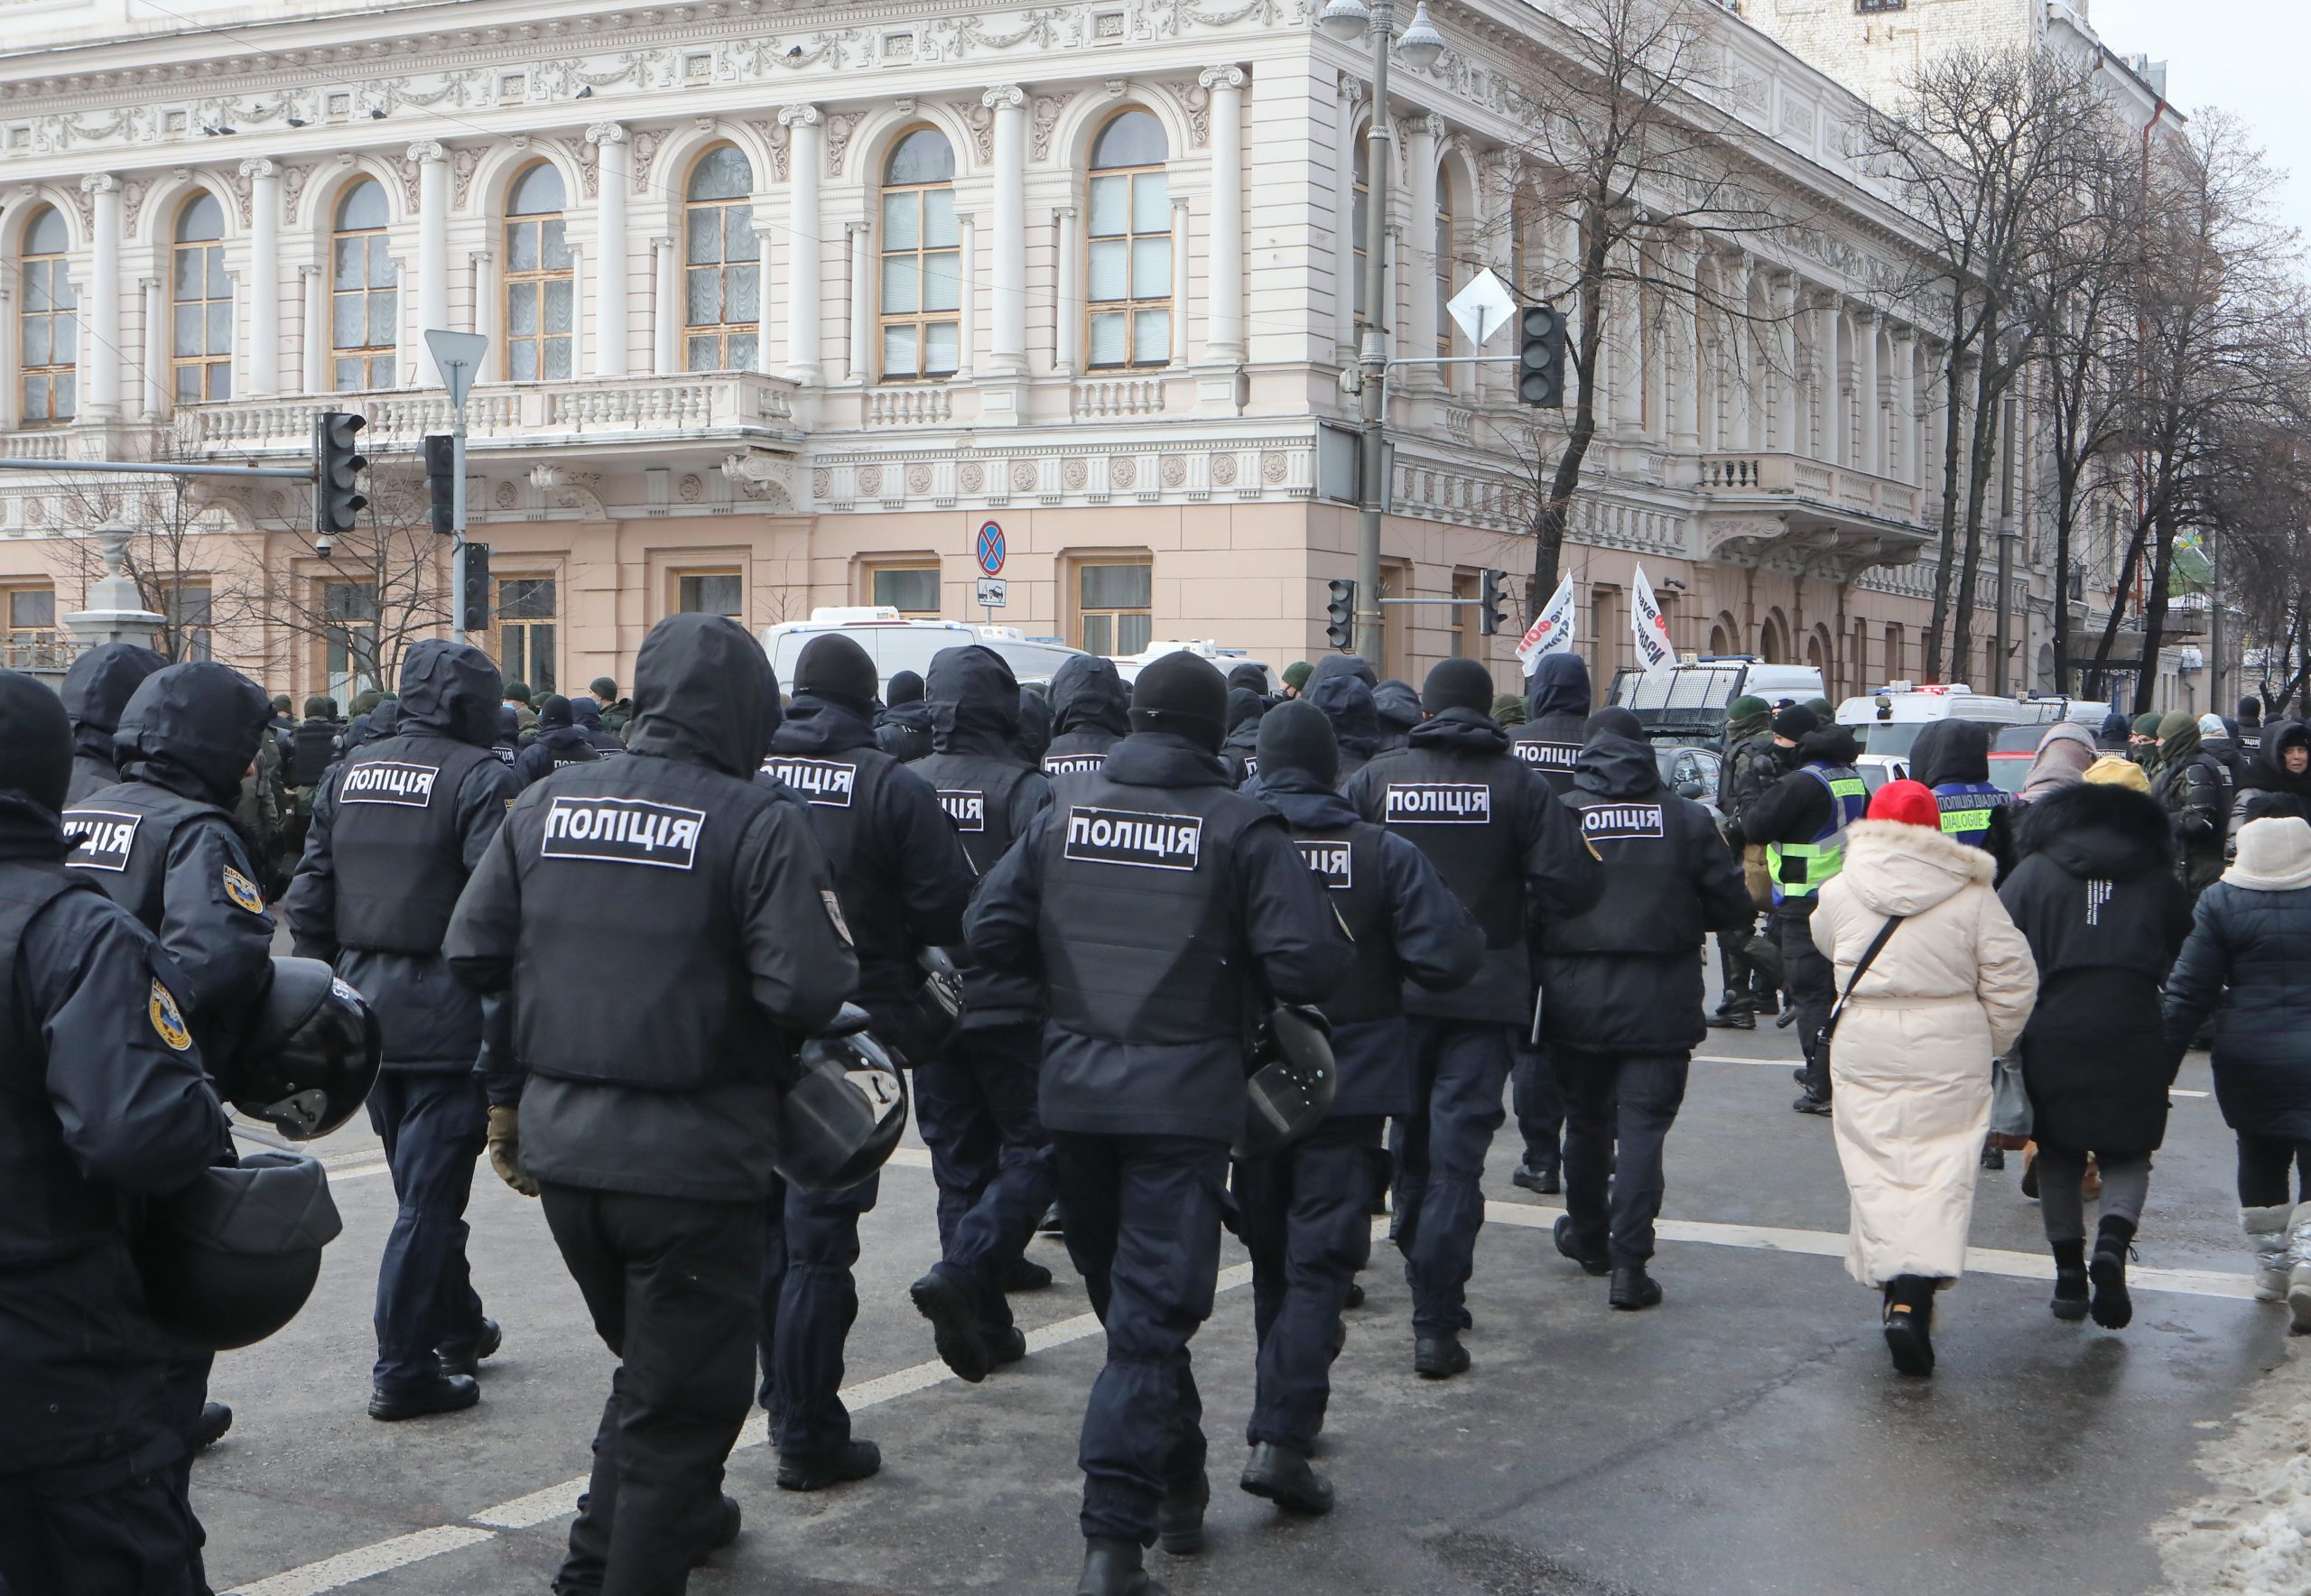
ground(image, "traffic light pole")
xmin=450 ymin=404 xmax=468 ymax=645
xmin=1351 ymin=0 xmax=1395 ymax=665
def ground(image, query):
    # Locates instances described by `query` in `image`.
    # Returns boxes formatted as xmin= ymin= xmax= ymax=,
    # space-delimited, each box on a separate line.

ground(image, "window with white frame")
xmin=19 ymin=207 xmax=76 ymax=424
xmin=504 ymin=162 xmax=573 ymax=382
xmin=330 ymin=180 xmax=397 ymax=392
xmin=1086 ymin=110 xmax=1171 ymax=370
xmin=683 ymin=146 xmax=758 ymax=373
xmin=172 ymin=194 xmax=231 ymax=403
xmin=879 ymin=129 xmax=961 ymax=381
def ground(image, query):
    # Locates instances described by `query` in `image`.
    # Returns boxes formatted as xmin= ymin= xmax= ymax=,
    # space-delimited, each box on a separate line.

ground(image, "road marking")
xmin=228 ymin=1526 xmax=495 ymax=1596
xmin=1688 ymin=1054 xmax=2211 ymax=1099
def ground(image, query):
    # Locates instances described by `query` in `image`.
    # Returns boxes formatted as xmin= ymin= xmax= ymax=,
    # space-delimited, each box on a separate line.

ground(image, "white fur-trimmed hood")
xmin=1834 ymin=817 xmax=1996 ymax=917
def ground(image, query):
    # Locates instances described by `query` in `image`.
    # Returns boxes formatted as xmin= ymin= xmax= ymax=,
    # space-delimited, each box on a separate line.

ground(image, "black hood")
xmin=1908 ymin=719 xmax=1990 ymax=788
xmin=1227 ymin=662 xmax=1269 ymax=696
xmin=927 ymin=644 xmax=1024 ymax=759
xmin=2016 ymin=779 xmax=2174 ymax=880
xmin=571 ymin=696 xmax=604 ymax=731
xmin=1406 ymin=706 xmax=1508 ymax=756
xmin=1796 ymin=725 xmax=1860 ymax=766
xmin=113 ymin=661 xmax=272 ymax=808
xmin=0 ymin=668 xmax=72 ymax=845
xmin=1047 ymin=654 xmax=1131 ymax=739
xmin=2241 ymin=721 xmax=2311 ymax=800
xmin=394 ymin=639 xmax=502 ymax=747
xmin=1015 ymin=688 xmax=1052 ymax=765
xmin=1304 ymin=670 xmax=1379 ymax=758
xmin=61 ymin=642 xmax=166 ymax=738
xmin=1221 ymin=688 xmax=1266 ymax=755
xmin=1373 ymin=681 xmax=1423 ymax=736
xmin=354 ymin=701 xmax=399 ymax=745
xmin=1305 ymin=654 xmax=1377 ymax=694
xmin=1527 ymin=652 xmax=1592 ymax=721
xmin=1573 ymin=731 xmax=1664 ymax=800
xmin=773 ymin=693 xmax=878 ymax=756
xmin=624 ymin=613 xmax=781 ymax=776
xmin=1258 ymin=766 xmax=1363 ymax=830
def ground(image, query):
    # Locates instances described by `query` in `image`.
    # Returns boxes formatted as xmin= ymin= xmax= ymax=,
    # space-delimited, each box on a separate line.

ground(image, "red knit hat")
xmin=1868 ymin=778 xmax=1940 ymax=831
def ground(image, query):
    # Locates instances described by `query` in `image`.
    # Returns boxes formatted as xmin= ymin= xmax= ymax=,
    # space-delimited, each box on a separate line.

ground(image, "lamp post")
xmin=1320 ymin=0 xmax=1443 ymax=662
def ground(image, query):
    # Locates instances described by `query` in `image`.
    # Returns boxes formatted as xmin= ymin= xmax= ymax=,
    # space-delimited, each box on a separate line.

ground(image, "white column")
xmin=1169 ymin=197 xmax=1191 ymax=369
xmin=956 ymin=213 xmax=979 ymax=379
xmin=846 ymin=220 xmax=874 ymax=384
xmin=408 ymin=143 xmax=449 ymax=386
xmin=1200 ymin=65 xmax=1247 ymax=364
xmin=567 ymin=244 xmax=585 ymax=376
xmin=240 ymin=160 xmax=282 ymax=397
xmin=301 ymin=264 xmax=326 ymax=393
xmin=140 ymin=277 xmax=165 ymax=419
xmin=1669 ymin=246 xmax=1701 ymax=450
xmin=1404 ymin=116 xmax=1440 ymax=387
xmin=82 ymin=174 xmax=122 ymax=417
xmin=1768 ymin=274 xmax=1799 ymax=452
xmin=1051 ymin=208 xmax=1076 ymax=376
xmin=780 ymin=106 xmax=824 ymax=385
xmin=469 ymin=251 xmax=495 ymax=348
xmin=753 ymin=213 xmax=775 ymax=376
xmin=985 ymin=86 xmax=1027 ymax=375
xmin=586 ymin=123 xmax=629 ymax=379
xmin=651 ymin=237 xmax=677 ymax=376
xmin=1859 ymin=311 xmax=1882 ymax=476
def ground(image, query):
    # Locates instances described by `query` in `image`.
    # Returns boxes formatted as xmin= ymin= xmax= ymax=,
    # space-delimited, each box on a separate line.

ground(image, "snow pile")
xmin=2157 ymin=1346 xmax=2311 ymax=1595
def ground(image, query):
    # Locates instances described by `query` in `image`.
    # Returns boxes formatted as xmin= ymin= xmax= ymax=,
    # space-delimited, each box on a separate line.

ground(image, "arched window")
xmin=1087 ymin=110 xmax=1170 ymax=370
xmin=331 ymin=180 xmax=396 ymax=392
xmin=172 ymin=194 xmax=231 ymax=404
xmin=1350 ymin=134 xmax=1370 ymax=325
xmin=18 ymin=207 xmax=75 ymax=424
xmin=1434 ymin=167 xmax=1455 ymax=368
xmin=684 ymin=146 xmax=757 ymax=373
xmin=878 ymin=129 xmax=961 ymax=381
xmin=505 ymin=162 xmax=572 ymax=382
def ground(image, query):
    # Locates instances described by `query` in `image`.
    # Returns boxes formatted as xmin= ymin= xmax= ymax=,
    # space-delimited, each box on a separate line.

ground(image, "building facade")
xmin=0 ymin=0 xmax=2055 ymax=707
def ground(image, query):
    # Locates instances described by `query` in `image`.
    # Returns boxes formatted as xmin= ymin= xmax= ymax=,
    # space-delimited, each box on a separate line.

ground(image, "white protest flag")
xmin=1516 ymin=572 xmax=1578 ymax=672
xmin=1629 ymin=563 xmax=1676 ymax=677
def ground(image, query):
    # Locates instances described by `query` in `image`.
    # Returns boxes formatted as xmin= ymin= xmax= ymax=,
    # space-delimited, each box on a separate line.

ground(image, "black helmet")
xmin=910 ymin=945 xmax=966 ymax=1060
xmin=774 ymin=1004 xmax=909 ymax=1193
xmin=232 ymin=958 xmax=382 ymax=1141
xmin=132 ymin=1150 xmax=344 ymax=1350
xmin=1233 ymin=1005 xmax=1338 ymax=1160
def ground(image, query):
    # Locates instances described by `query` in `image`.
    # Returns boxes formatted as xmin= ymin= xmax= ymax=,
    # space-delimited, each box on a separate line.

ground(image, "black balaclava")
xmin=886 ymin=670 xmax=926 ymax=708
xmin=0 ymin=669 xmax=72 ymax=815
xmin=1586 ymin=707 xmax=1645 ymax=741
xmin=1256 ymin=700 xmax=1340 ymax=787
xmin=1129 ymin=652 xmax=1228 ymax=752
xmin=1422 ymin=657 xmax=1496 ymax=717
xmin=794 ymin=634 xmax=879 ymax=717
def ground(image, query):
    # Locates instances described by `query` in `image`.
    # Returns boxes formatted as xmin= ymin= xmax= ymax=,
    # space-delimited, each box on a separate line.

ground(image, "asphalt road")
xmin=196 ymin=995 xmax=2287 ymax=1596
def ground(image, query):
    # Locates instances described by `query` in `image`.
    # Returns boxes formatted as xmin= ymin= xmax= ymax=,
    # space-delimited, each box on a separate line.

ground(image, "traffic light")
xmin=1517 ymin=305 xmax=1567 ymax=408
xmin=456 ymin=541 xmax=491 ymax=634
xmin=314 ymin=412 xmax=367 ymax=540
xmin=1478 ymin=569 xmax=1510 ymax=636
xmin=422 ymin=434 xmax=456 ymax=538
xmin=1324 ymin=579 xmax=1357 ymax=652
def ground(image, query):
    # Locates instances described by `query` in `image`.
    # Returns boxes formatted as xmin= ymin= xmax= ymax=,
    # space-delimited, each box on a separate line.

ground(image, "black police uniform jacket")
xmin=874 ymin=700 xmax=935 ymax=764
xmin=965 ymin=732 xmax=1351 ymax=1144
xmin=1042 ymin=654 xmax=1132 ymax=776
xmin=1511 ymin=652 xmax=1592 ymax=795
xmin=1301 ymin=660 xmax=1382 ymax=786
xmin=765 ymin=692 xmax=974 ymax=1056
xmin=445 ymin=614 xmax=858 ymax=1202
xmin=283 ymin=643 xmax=519 ymax=1072
xmin=0 ymin=787 xmax=231 ymax=1461
xmin=513 ymin=718 xmax=606 ymax=788
xmin=908 ymin=645 xmax=1053 ymax=1029
xmin=1535 ymin=733 xmax=1755 ymax=1054
xmin=1341 ymin=708 xmax=1606 ymax=1026
xmin=63 ymin=666 xmax=276 ymax=1056
xmin=1258 ymin=767 xmax=1483 ymax=1115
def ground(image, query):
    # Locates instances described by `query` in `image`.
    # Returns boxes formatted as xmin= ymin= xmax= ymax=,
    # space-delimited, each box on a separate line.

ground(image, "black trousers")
xmin=542 ymin=1184 xmax=764 ymax=1596
xmin=1054 ymin=1131 xmax=1229 ymax=1546
xmin=1510 ymin=1046 xmax=1564 ymax=1173
xmin=2237 ymin=1134 xmax=2311 ymax=1208
xmin=1556 ymin=1049 xmax=1691 ymax=1267
xmin=367 ymin=1069 xmax=488 ymax=1392
xmin=1233 ymin=1115 xmax=1380 ymax=1457
xmin=913 ymin=1022 xmax=1054 ymax=1335
xmin=759 ymin=1173 xmax=877 ymax=1461
xmin=1778 ymin=908 xmax=1834 ymax=1099
xmin=0 ymin=1436 xmax=201 ymax=1596
xmin=1719 ymin=916 xmax=1775 ymax=1007
xmin=1392 ymin=1018 xmax=1516 ymax=1336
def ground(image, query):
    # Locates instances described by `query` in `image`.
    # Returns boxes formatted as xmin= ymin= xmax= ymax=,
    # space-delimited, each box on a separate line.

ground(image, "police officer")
xmin=1722 ymin=704 xmax=1866 ymax=1114
xmin=60 ymin=657 xmax=275 ymax=1584
xmin=1043 ymin=654 xmax=1132 ymax=775
xmin=1236 ymin=701 xmax=1480 ymax=1515
xmin=0 ymin=671 xmax=233 ymax=1596
xmin=1710 ymin=693 xmax=1784 ymax=1030
xmin=1504 ymin=651 xmax=1592 ymax=1195
xmin=1341 ymin=657 xmax=1604 ymax=1378
xmin=514 ymin=693 xmax=607 ymax=786
xmin=905 ymin=645 xmax=1058 ymax=1381
xmin=1540 ymin=709 xmax=1753 ymax=1308
xmin=874 ymin=669 xmax=936 ymax=763
xmin=1220 ymin=687 xmax=1266 ymax=785
xmin=445 ymin=613 xmax=857 ymax=1594
xmin=283 ymin=641 xmax=520 ymax=1421
xmin=1908 ymin=719 xmax=2019 ymax=879
xmin=762 ymin=634 xmax=974 ymax=1490
xmin=570 ymin=692 xmax=626 ymax=755
xmin=61 ymin=641 xmax=167 ymax=803
xmin=1015 ymin=685 xmax=1053 ymax=768
xmin=967 ymin=652 xmax=1349 ymax=1596
xmin=1299 ymin=655 xmax=1383 ymax=785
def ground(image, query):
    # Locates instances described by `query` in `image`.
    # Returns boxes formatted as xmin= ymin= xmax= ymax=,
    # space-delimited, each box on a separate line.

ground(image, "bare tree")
xmin=42 ymin=454 xmax=267 ymax=664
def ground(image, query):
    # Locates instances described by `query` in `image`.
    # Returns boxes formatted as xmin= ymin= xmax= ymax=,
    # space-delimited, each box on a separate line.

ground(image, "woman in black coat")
xmin=1998 ymin=776 xmax=2193 ymax=1329
xmin=2164 ymin=813 xmax=2311 ymax=1332
xmin=2226 ymin=720 xmax=2311 ymax=859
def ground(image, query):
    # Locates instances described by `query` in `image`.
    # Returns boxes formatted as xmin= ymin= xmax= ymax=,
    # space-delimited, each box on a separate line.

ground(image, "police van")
xmin=1834 ymin=682 xmax=2064 ymax=790
xmin=1110 ymin=640 xmax=1278 ymax=693
xmin=1604 ymin=656 xmax=1825 ymax=744
xmin=759 ymin=608 xmax=1091 ymax=695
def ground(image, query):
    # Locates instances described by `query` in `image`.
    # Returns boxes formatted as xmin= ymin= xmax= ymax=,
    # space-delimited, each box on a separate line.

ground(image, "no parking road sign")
xmin=975 ymin=521 xmax=1007 ymax=577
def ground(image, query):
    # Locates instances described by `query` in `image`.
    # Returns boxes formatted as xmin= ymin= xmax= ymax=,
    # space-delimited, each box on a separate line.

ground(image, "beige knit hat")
xmin=2081 ymin=755 xmax=2150 ymax=793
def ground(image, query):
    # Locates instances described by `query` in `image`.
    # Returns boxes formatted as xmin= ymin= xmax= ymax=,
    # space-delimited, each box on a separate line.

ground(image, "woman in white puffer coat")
xmin=1813 ymin=778 xmax=2039 ymax=1378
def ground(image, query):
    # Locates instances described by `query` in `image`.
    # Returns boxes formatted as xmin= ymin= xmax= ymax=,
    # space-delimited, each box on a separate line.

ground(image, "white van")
xmin=1110 ymin=640 xmax=1277 ymax=693
xmin=1835 ymin=682 xmax=2064 ymax=789
xmin=1605 ymin=657 xmax=1826 ymax=743
xmin=759 ymin=608 xmax=1091 ymax=695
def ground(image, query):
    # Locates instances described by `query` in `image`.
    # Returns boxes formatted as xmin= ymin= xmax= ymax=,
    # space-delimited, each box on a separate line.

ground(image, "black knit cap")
xmin=794 ymin=633 xmax=879 ymax=711
xmin=1257 ymin=700 xmax=1339 ymax=786
xmin=1129 ymin=651 xmax=1228 ymax=753
xmin=1772 ymin=704 xmax=1819 ymax=741
xmin=0 ymin=669 xmax=71 ymax=816
xmin=886 ymin=669 xmax=925 ymax=706
xmin=1422 ymin=657 xmax=1496 ymax=717
xmin=1586 ymin=707 xmax=1644 ymax=740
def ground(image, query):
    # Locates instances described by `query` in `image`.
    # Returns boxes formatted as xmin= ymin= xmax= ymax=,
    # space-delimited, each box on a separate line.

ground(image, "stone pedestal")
xmin=63 ymin=527 xmax=165 ymax=654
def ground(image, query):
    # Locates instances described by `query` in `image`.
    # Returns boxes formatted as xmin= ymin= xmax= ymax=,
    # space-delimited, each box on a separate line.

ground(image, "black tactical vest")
xmin=1367 ymin=746 xmax=1531 ymax=948
xmin=0 ymin=866 xmax=125 ymax=1265
xmin=1543 ymin=789 xmax=1695 ymax=955
xmin=1289 ymin=821 xmax=1398 ymax=1026
xmin=514 ymin=756 xmax=787 ymax=1092
xmin=62 ymin=780 xmax=231 ymax=933
xmin=1037 ymin=771 xmax=1263 ymax=1042
xmin=1510 ymin=714 xmax=1586 ymax=796
xmin=332 ymin=735 xmax=497 ymax=953
xmin=1042 ymin=748 xmax=1110 ymax=777
xmin=290 ymin=720 xmax=339 ymax=787
xmin=911 ymin=751 xmax=1038 ymax=878
xmin=761 ymin=747 xmax=908 ymax=989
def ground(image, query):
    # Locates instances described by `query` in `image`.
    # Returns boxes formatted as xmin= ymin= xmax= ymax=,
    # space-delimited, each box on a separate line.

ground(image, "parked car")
xmin=1835 ymin=682 xmax=2063 ymax=790
xmin=1657 ymin=744 xmax=1724 ymax=822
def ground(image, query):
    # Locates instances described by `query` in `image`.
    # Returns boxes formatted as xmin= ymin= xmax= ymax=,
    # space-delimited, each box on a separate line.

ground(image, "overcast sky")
xmin=2087 ymin=0 xmax=2311 ymax=250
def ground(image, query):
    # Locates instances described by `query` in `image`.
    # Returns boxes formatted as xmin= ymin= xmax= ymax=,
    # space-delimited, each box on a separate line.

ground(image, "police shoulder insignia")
xmin=222 ymin=864 xmax=266 ymax=914
xmin=150 ymin=979 xmax=192 ymax=1051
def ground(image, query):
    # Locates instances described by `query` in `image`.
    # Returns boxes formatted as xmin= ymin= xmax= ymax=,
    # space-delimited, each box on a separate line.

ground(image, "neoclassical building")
xmin=0 ymin=0 xmax=2055 ymax=705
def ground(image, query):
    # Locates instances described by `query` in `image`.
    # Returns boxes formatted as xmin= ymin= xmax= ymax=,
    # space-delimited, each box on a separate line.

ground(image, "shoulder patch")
xmin=150 ymin=979 xmax=192 ymax=1051
xmin=222 ymin=864 xmax=266 ymax=914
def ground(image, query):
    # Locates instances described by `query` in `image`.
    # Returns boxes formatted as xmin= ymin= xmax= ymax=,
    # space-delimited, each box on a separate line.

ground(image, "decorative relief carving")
xmin=1209 ymin=452 xmax=1237 ymax=487
xmin=1009 ymin=460 xmax=1035 ymax=493
xmin=822 ymin=111 xmax=866 ymax=176
xmin=1061 ymin=458 xmax=1089 ymax=491
xmin=1158 ymin=455 xmax=1186 ymax=488
xmin=958 ymin=461 xmax=985 ymax=494
xmin=948 ymin=98 xmax=994 ymax=164
xmin=905 ymin=463 xmax=932 ymax=495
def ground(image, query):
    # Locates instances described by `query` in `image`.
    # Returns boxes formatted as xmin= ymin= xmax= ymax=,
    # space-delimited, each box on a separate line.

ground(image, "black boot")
xmin=2090 ymin=1217 xmax=2136 ymax=1330
xmin=367 ymin=1373 xmax=480 ymax=1421
xmin=2050 ymin=1238 xmax=2090 ymax=1322
xmin=1881 ymin=1276 xmax=1935 ymax=1378
xmin=1156 ymin=1471 xmax=1207 ymax=1555
xmin=776 ymin=1439 xmax=881 ymax=1492
xmin=910 ymin=1268 xmax=991 ymax=1383
xmin=1001 ymin=1257 xmax=1054 ymax=1292
xmin=689 ymin=1496 xmax=742 ymax=1568
xmin=1707 ymin=1004 xmax=1757 ymax=1031
xmin=1981 ymin=1144 xmax=2006 ymax=1172
xmin=191 ymin=1400 xmax=233 ymax=1452
xmin=1076 ymin=1537 xmax=1166 ymax=1596
xmin=438 ymin=1315 xmax=502 ymax=1378
xmin=1240 ymin=1442 xmax=1335 ymax=1516
xmin=1554 ymin=1213 xmax=1610 ymax=1277
xmin=1609 ymin=1265 xmax=1662 ymax=1311
xmin=1413 ymin=1333 xmax=1470 ymax=1379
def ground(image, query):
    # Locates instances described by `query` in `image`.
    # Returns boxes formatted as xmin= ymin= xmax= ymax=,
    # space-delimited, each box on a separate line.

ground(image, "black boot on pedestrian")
xmin=1982 ymin=1145 xmax=2007 ymax=1172
xmin=1791 ymin=1066 xmax=1812 ymax=1088
xmin=987 ymin=1325 xmax=1029 ymax=1368
xmin=1414 ymin=1333 xmax=1471 ymax=1379
xmin=776 ymin=1438 xmax=881 ymax=1492
xmin=367 ymin=1373 xmax=481 ymax=1421
xmin=1881 ymin=1277 xmax=1935 ymax=1378
xmin=2049 ymin=1238 xmax=2090 ymax=1322
xmin=1077 ymin=1536 xmax=1167 ymax=1596
xmin=1157 ymin=1471 xmax=1208 ymax=1554
xmin=438 ymin=1316 xmax=503 ymax=1378
xmin=191 ymin=1399 xmax=233 ymax=1452
xmin=1342 ymin=1280 xmax=1366 ymax=1310
xmin=1708 ymin=1005 xmax=1757 ymax=1031
xmin=1777 ymin=1003 xmax=1799 ymax=1028
xmin=1037 ymin=1202 xmax=1066 ymax=1235
xmin=1609 ymin=1265 xmax=1663 ymax=1311
xmin=1554 ymin=1213 xmax=1610 ymax=1277
xmin=2090 ymin=1217 xmax=2137 ymax=1331
xmin=1792 ymin=1091 xmax=1833 ymax=1118
xmin=1240 ymin=1442 xmax=1335 ymax=1516
xmin=910 ymin=1268 xmax=992 ymax=1384
xmin=1511 ymin=1159 xmax=1562 ymax=1195
xmin=1001 ymin=1257 xmax=1055 ymax=1292
xmin=689 ymin=1495 xmax=742 ymax=1567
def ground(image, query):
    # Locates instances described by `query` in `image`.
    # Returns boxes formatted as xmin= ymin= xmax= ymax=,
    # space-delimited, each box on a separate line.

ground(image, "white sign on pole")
xmin=1516 ymin=573 xmax=1578 ymax=672
xmin=976 ymin=576 xmax=1008 ymax=608
xmin=1446 ymin=267 xmax=1520 ymax=349
xmin=422 ymin=329 xmax=489 ymax=409
xmin=1630 ymin=563 xmax=1675 ymax=677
